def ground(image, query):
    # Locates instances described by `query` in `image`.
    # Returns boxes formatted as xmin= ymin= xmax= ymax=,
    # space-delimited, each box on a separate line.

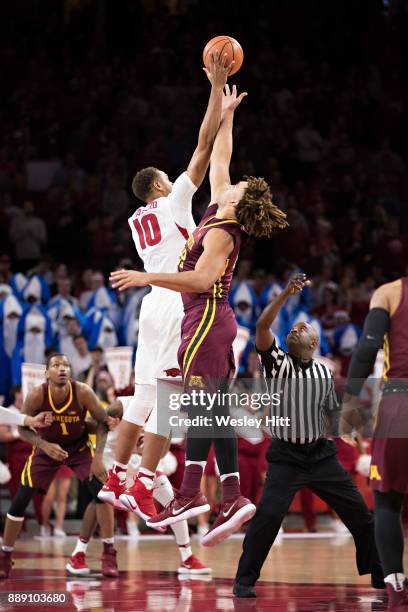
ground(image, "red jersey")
xmin=178 ymin=204 xmax=244 ymax=310
xmin=39 ymin=381 xmax=88 ymax=446
xmin=383 ymin=277 xmax=408 ymax=379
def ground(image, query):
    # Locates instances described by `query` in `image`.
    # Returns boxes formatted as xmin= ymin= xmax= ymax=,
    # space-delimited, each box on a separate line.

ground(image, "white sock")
xmin=178 ymin=543 xmax=193 ymax=563
xmin=113 ymin=461 xmax=127 ymax=482
xmin=220 ymin=472 xmax=240 ymax=482
xmin=2 ymin=546 xmax=14 ymax=553
xmin=138 ymin=467 xmax=156 ymax=490
xmin=72 ymin=538 xmax=88 ymax=556
xmin=102 ymin=537 xmax=114 ymax=546
xmin=384 ymin=573 xmax=406 ymax=591
xmin=185 ymin=460 xmax=206 ymax=469
xmin=153 ymin=474 xmax=175 ymax=506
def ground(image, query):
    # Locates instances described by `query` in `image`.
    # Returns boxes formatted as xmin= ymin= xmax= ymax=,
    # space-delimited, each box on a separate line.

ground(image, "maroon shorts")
xmin=370 ymin=393 xmax=408 ymax=493
xmin=21 ymin=437 xmax=93 ymax=494
xmin=178 ymin=301 xmax=237 ymax=388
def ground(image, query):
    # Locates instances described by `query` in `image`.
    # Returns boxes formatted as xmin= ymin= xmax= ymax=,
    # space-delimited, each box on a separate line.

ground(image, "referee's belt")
xmin=382 ymin=380 xmax=408 ymax=395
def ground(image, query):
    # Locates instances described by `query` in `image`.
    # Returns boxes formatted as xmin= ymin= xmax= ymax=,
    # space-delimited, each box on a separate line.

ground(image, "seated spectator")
xmin=9 ymin=201 xmax=47 ymax=271
xmin=70 ymin=334 xmax=92 ymax=378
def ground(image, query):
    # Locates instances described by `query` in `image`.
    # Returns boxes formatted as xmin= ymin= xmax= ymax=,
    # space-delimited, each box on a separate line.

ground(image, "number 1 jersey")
xmin=128 ymin=173 xmax=197 ymax=274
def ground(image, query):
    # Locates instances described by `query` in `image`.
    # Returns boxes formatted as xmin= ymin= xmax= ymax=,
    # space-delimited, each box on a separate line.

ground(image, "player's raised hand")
xmin=222 ymin=84 xmax=248 ymax=113
xmin=42 ymin=441 xmax=69 ymax=462
xmin=285 ymin=273 xmax=310 ymax=296
xmin=26 ymin=411 xmax=53 ymax=428
xmin=110 ymin=269 xmax=149 ymax=291
xmin=203 ymin=51 xmax=233 ymax=88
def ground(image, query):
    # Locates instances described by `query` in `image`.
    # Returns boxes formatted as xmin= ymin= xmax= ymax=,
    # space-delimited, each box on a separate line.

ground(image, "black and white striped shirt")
xmin=259 ymin=339 xmax=338 ymax=443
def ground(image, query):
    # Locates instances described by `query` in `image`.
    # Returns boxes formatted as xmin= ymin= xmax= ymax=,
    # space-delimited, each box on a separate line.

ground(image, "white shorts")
xmin=134 ymin=288 xmax=184 ymax=386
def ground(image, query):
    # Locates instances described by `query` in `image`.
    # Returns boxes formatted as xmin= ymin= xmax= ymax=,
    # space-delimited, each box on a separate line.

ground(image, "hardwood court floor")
xmin=1 ymin=533 xmax=405 ymax=610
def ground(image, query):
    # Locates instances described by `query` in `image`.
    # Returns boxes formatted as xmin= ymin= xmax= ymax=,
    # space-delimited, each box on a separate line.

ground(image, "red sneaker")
xmin=201 ymin=496 xmax=256 ymax=547
xmin=119 ymin=477 xmax=157 ymax=521
xmin=101 ymin=546 xmax=118 ymax=578
xmin=0 ymin=550 xmax=13 ymax=579
xmin=178 ymin=554 xmax=212 ymax=575
xmin=386 ymin=583 xmax=408 ymax=611
xmin=98 ymin=469 xmax=127 ymax=510
xmin=66 ymin=552 xmax=90 ymax=576
xmin=146 ymin=492 xmax=210 ymax=529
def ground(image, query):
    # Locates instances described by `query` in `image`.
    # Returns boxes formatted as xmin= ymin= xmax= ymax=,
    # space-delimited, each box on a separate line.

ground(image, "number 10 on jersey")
xmin=133 ymin=214 xmax=161 ymax=249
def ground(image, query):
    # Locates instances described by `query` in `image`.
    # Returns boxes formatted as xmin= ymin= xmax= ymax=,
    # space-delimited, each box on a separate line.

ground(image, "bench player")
xmin=342 ymin=277 xmax=408 ymax=610
xmin=98 ymin=52 xmax=233 ymax=519
xmin=0 ymin=353 xmax=115 ymax=579
xmin=110 ymin=85 xmax=288 ymax=545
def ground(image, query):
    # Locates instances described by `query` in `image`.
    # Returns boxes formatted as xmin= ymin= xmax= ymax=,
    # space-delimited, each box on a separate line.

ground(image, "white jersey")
xmin=128 ymin=172 xmax=196 ymax=274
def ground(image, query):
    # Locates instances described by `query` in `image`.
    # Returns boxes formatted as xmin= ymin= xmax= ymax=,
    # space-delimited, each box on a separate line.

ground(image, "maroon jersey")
xmin=39 ymin=381 xmax=88 ymax=446
xmin=383 ymin=277 xmax=408 ymax=379
xmin=178 ymin=204 xmax=244 ymax=310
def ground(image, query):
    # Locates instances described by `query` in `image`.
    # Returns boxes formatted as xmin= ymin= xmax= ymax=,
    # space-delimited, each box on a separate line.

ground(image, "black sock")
xmin=374 ymin=490 xmax=404 ymax=576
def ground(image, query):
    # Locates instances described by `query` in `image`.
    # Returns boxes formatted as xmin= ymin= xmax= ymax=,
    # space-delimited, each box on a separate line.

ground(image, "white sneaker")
xmin=40 ymin=525 xmax=51 ymax=537
xmin=53 ymin=528 xmax=67 ymax=538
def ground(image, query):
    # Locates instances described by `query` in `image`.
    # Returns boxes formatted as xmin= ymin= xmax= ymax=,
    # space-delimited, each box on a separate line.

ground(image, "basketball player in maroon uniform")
xmin=0 ymin=353 xmax=115 ymax=579
xmin=342 ymin=277 xmax=408 ymax=610
xmin=110 ymin=85 xmax=288 ymax=545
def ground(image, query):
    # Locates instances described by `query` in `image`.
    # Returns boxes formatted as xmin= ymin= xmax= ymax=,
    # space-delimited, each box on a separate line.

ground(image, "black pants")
xmin=236 ymin=438 xmax=382 ymax=586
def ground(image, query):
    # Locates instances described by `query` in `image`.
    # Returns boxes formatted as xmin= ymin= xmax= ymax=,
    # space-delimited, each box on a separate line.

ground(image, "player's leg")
xmin=309 ymin=454 xmax=383 ymax=587
xmin=71 ymin=447 xmax=118 ymax=577
xmin=153 ymin=473 xmax=211 ymax=575
xmin=54 ymin=475 xmax=72 ymax=535
xmin=66 ymin=501 xmax=97 ymax=576
xmin=374 ymin=491 xmax=405 ymax=594
xmin=0 ymin=449 xmax=59 ymax=578
xmin=234 ymin=459 xmax=303 ymax=596
xmin=41 ymin=477 xmax=56 ymax=536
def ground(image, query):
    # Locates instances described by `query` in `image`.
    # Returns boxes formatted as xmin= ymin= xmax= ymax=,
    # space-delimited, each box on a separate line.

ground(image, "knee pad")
xmin=86 ymin=476 xmax=104 ymax=504
xmin=8 ymin=485 xmax=36 ymax=518
xmin=123 ymin=384 xmax=156 ymax=426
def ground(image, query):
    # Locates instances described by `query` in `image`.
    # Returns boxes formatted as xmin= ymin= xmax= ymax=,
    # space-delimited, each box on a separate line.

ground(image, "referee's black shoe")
xmin=233 ymin=582 xmax=256 ymax=598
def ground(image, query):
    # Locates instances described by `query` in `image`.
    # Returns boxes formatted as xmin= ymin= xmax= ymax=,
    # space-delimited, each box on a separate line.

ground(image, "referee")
xmin=234 ymin=273 xmax=384 ymax=598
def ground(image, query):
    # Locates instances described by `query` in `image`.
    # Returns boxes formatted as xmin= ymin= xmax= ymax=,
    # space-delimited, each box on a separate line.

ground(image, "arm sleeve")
xmin=346 ymin=307 xmax=390 ymax=395
xmin=167 ymin=172 xmax=197 ymax=230
xmin=0 ymin=406 xmax=25 ymax=427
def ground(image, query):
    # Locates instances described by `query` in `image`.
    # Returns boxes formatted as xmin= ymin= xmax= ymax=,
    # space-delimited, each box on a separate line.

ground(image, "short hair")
xmin=46 ymin=352 xmax=69 ymax=369
xmin=236 ymin=176 xmax=289 ymax=237
xmin=132 ymin=167 xmax=160 ymax=201
xmin=73 ymin=334 xmax=86 ymax=342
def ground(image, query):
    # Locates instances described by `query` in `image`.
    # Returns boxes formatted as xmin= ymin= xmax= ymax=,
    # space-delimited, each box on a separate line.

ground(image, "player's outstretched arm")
xmin=256 ymin=274 xmax=309 ymax=351
xmin=185 ymin=52 xmax=231 ymax=189
xmin=110 ymin=228 xmax=233 ymax=294
xmin=0 ymin=405 xmax=52 ymax=428
xmin=209 ymin=85 xmax=247 ymax=202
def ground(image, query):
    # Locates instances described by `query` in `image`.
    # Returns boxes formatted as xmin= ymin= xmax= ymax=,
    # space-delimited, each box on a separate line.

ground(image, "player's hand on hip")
xmin=90 ymin=456 xmax=107 ymax=483
xmin=285 ymin=273 xmax=310 ymax=295
xmin=27 ymin=411 xmax=54 ymax=429
xmin=222 ymin=84 xmax=248 ymax=113
xmin=203 ymin=51 xmax=233 ymax=88
xmin=110 ymin=269 xmax=149 ymax=291
xmin=42 ymin=441 xmax=69 ymax=462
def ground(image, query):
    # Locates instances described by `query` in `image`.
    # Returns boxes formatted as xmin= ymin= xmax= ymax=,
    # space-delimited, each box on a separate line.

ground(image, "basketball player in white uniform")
xmin=99 ymin=52 xmax=231 ymax=522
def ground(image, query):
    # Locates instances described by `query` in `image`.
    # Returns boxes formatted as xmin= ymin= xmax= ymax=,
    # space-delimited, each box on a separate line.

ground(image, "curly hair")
xmin=131 ymin=167 xmax=159 ymax=201
xmin=236 ymin=176 xmax=289 ymax=237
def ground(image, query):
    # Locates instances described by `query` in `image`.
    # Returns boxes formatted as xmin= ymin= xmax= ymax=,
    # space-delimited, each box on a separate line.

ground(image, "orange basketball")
xmin=203 ymin=35 xmax=244 ymax=76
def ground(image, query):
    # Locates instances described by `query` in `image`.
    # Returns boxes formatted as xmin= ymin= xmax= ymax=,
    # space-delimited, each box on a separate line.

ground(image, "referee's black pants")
xmin=236 ymin=438 xmax=382 ymax=586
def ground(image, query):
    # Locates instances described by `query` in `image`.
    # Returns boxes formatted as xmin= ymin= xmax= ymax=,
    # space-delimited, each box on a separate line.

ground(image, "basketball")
xmin=203 ymin=36 xmax=244 ymax=76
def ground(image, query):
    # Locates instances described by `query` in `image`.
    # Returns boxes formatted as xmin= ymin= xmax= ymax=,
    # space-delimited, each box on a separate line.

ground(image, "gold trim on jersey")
xmin=21 ymin=446 xmax=36 ymax=488
xmin=183 ymin=296 xmax=217 ymax=379
xmin=201 ymin=219 xmax=241 ymax=231
xmin=48 ymin=382 xmax=73 ymax=414
xmin=383 ymin=334 xmax=390 ymax=381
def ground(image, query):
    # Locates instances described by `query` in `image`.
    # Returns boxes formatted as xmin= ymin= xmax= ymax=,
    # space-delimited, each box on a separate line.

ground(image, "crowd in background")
xmin=1 ymin=0 xmax=408 ymax=530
